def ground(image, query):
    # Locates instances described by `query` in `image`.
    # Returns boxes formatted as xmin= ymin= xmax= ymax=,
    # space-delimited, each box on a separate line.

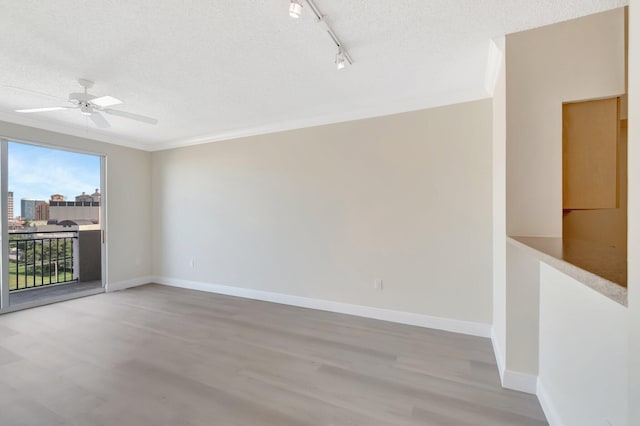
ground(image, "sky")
xmin=8 ymin=141 xmax=100 ymax=217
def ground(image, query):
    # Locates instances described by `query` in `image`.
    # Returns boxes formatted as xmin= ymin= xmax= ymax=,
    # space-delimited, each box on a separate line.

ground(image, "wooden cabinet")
xmin=562 ymin=97 xmax=619 ymax=209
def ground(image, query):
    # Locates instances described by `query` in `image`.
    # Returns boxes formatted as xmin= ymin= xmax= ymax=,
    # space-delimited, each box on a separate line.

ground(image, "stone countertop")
xmin=507 ymin=236 xmax=628 ymax=306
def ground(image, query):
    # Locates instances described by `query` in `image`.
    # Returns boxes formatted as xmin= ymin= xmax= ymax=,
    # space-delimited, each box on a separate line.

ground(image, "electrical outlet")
xmin=374 ymin=279 xmax=383 ymax=290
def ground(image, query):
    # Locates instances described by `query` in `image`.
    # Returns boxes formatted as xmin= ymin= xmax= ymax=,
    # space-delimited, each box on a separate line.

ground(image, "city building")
xmin=49 ymin=200 xmax=100 ymax=223
xmin=34 ymin=201 xmax=49 ymax=221
xmin=75 ymin=192 xmax=93 ymax=203
xmin=8 ymin=191 xmax=13 ymax=220
xmin=91 ymin=188 xmax=101 ymax=203
xmin=20 ymin=198 xmax=46 ymax=220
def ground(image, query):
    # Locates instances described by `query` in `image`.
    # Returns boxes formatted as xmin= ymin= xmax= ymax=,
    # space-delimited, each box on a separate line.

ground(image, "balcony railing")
xmin=8 ymin=231 xmax=77 ymax=292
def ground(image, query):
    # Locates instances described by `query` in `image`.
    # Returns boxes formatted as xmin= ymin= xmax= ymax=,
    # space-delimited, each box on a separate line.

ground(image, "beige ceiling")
xmin=0 ymin=0 xmax=628 ymax=151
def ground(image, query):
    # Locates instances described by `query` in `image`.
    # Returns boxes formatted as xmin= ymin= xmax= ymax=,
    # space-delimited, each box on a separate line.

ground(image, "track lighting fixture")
xmin=335 ymin=48 xmax=345 ymax=70
xmin=289 ymin=0 xmax=303 ymax=19
xmin=288 ymin=0 xmax=353 ymax=70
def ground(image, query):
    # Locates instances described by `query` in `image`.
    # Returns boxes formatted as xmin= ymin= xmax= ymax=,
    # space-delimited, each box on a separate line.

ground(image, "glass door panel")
xmin=3 ymin=140 xmax=104 ymax=308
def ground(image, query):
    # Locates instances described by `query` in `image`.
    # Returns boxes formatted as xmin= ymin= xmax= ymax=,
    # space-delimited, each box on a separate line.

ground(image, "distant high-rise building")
xmin=50 ymin=200 xmax=99 ymax=224
xmin=75 ymin=192 xmax=92 ymax=203
xmin=50 ymin=190 xmax=100 ymax=224
xmin=91 ymin=188 xmax=101 ymax=203
xmin=8 ymin=191 xmax=13 ymax=219
xmin=35 ymin=202 xmax=49 ymax=221
xmin=21 ymin=198 xmax=46 ymax=220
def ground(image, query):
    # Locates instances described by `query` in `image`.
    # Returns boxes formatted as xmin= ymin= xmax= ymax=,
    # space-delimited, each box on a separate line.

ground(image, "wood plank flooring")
xmin=0 ymin=284 xmax=547 ymax=425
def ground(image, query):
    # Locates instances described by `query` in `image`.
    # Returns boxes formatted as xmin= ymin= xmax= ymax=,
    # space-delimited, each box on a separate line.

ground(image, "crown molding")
xmin=0 ymin=110 xmax=153 ymax=151
xmin=0 ymin=87 xmax=490 ymax=153
xmin=484 ymin=37 xmax=505 ymax=96
xmin=147 ymin=87 xmax=491 ymax=152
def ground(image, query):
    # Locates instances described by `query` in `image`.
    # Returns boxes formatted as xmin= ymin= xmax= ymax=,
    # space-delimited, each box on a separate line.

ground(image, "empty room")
xmin=0 ymin=1 xmax=638 ymax=425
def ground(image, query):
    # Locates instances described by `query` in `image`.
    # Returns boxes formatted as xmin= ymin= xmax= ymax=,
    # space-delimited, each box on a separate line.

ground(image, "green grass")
xmin=8 ymin=263 xmax=73 ymax=291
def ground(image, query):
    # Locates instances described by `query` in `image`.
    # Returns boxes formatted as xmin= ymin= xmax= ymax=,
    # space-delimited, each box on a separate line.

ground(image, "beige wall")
xmin=152 ymin=99 xmax=493 ymax=323
xmin=628 ymin=1 xmax=640 ymax=424
xmin=505 ymin=242 xmax=539 ymax=375
xmin=0 ymin=121 xmax=152 ymax=287
xmin=506 ymin=8 xmax=626 ymax=237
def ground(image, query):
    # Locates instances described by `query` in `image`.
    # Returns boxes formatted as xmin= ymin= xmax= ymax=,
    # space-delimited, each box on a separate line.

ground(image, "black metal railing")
xmin=8 ymin=231 xmax=77 ymax=292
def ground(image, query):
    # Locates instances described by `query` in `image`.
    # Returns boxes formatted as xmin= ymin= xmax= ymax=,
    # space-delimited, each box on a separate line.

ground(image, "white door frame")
xmin=0 ymin=137 xmax=106 ymax=313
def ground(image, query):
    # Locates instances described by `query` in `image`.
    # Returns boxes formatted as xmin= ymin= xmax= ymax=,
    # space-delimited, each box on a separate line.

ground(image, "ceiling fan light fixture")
xmin=80 ymin=104 xmax=93 ymax=116
xmin=289 ymin=0 xmax=303 ymax=18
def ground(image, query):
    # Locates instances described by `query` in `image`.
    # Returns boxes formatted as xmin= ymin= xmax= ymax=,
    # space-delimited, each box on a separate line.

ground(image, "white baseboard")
xmin=502 ymin=369 xmax=538 ymax=394
xmin=491 ymin=329 xmax=506 ymax=379
xmin=107 ymin=276 xmax=153 ymax=292
xmin=537 ymin=378 xmax=564 ymax=426
xmin=151 ymin=276 xmax=492 ymax=338
xmin=491 ymin=329 xmax=537 ymax=395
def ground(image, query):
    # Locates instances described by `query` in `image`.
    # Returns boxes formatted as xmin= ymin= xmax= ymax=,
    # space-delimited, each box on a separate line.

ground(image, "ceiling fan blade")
xmin=2 ymin=85 xmax=68 ymax=102
xmin=16 ymin=106 xmax=74 ymax=113
xmin=91 ymin=96 xmax=123 ymax=107
xmin=90 ymin=112 xmax=111 ymax=128
xmin=104 ymin=108 xmax=157 ymax=125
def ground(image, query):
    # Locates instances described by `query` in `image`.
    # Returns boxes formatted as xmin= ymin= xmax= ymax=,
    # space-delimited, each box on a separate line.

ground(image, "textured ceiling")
xmin=0 ymin=0 xmax=628 ymax=151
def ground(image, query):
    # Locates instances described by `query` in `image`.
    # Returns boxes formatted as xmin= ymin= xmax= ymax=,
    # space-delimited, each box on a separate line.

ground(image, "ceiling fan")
xmin=12 ymin=79 xmax=158 ymax=128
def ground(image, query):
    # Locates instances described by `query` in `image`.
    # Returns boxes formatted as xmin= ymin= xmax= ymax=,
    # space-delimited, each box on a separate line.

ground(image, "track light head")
xmin=335 ymin=48 xmax=346 ymax=70
xmin=288 ymin=0 xmax=353 ymax=70
xmin=289 ymin=0 xmax=303 ymax=18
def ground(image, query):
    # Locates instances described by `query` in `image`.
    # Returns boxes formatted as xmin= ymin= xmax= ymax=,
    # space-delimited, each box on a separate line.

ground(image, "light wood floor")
xmin=0 ymin=284 xmax=547 ymax=425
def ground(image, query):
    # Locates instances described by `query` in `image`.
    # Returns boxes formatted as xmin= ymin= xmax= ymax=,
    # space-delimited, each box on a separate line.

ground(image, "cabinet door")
xmin=563 ymin=97 xmax=619 ymax=209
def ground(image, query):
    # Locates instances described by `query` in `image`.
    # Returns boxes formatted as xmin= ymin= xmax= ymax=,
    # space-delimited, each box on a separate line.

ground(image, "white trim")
xmin=0 ymin=88 xmax=490 ymax=153
xmin=147 ymin=88 xmax=491 ymax=151
xmin=100 ymin=154 xmax=108 ymax=291
xmin=152 ymin=276 xmax=492 ymax=337
xmin=0 ymin=133 xmax=109 ymax=157
xmin=484 ymin=37 xmax=505 ymax=96
xmin=491 ymin=328 xmax=538 ymax=394
xmin=106 ymin=275 xmax=152 ymax=292
xmin=0 ymin=139 xmax=8 ymax=310
xmin=502 ymin=369 xmax=538 ymax=394
xmin=0 ymin=111 xmax=152 ymax=151
xmin=537 ymin=378 xmax=564 ymax=426
xmin=491 ymin=328 xmax=506 ymax=379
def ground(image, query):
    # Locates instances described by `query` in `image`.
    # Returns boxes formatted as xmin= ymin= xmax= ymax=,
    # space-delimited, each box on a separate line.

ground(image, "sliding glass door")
xmin=0 ymin=138 xmax=105 ymax=311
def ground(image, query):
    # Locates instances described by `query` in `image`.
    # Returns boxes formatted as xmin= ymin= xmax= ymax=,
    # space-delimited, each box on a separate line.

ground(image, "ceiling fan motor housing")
xmin=80 ymin=103 xmax=93 ymax=116
xmin=69 ymin=92 xmax=95 ymax=103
